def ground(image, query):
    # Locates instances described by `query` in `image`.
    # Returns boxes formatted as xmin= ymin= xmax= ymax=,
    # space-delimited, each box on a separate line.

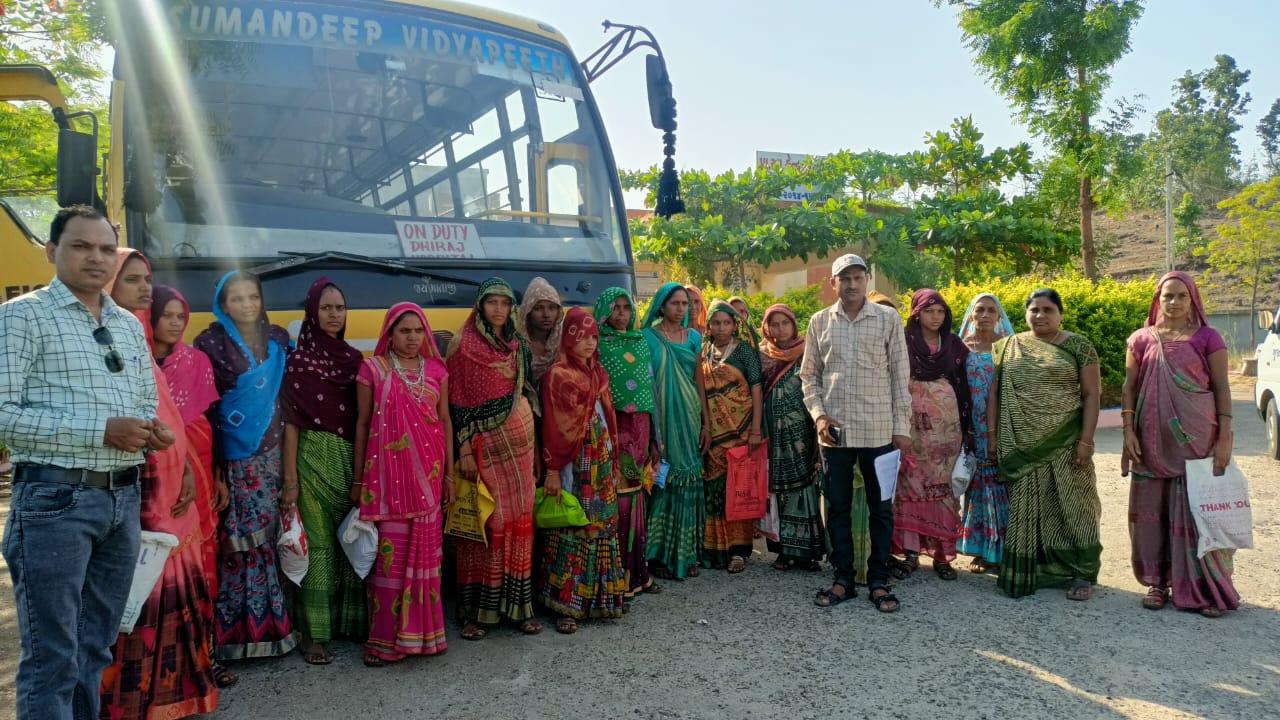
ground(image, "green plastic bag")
xmin=533 ymin=488 xmax=590 ymax=529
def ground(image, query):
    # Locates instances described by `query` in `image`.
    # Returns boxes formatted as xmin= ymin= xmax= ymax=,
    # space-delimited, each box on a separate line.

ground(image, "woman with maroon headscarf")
xmin=891 ymin=289 xmax=971 ymax=582
xmin=1122 ymin=271 xmax=1239 ymax=617
xmin=282 ymin=278 xmax=368 ymax=665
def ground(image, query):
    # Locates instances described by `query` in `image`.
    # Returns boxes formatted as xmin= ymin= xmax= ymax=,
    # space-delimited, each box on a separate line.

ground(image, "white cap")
xmin=831 ymin=253 xmax=868 ymax=277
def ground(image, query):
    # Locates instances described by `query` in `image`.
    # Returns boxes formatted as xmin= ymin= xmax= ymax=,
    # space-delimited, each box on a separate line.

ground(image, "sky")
xmin=477 ymin=0 xmax=1280 ymax=178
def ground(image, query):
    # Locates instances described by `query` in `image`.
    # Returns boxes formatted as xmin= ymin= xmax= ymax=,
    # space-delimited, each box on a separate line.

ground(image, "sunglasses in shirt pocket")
xmin=17 ymin=482 xmax=82 ymax=518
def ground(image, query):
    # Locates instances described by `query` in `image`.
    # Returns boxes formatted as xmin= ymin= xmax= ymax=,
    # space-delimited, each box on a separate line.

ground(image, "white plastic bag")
xmin=756 ymin=493 xmax=780 ymax=542
xmin=119 ymin=531 xmax=179 ymax=633
xmin=1185 ymin=457 xmax=1254 ymax=558
xmin=950 ymin=450 xmax=975 ymax=499
xmin=277 ymin=506 xmax=310 ymax=585
xmin=338 ymin=507 xmax=379 ymax=579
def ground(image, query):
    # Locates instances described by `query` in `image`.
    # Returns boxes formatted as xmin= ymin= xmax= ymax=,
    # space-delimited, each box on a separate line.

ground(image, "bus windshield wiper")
xmin=250 ymin=251 xmax=482 ymax=287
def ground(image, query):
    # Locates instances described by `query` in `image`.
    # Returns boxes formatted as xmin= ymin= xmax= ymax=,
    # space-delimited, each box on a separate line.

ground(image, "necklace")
xmin=658 ymin=321 xmax=685 ymax=343
xmin=1155 ymin=320 xmax=1194 ymax=343
xmin=708 ymin=338 xmax=737 ymax=370
xmin=392 ymin=354 xmax=428 ymax=400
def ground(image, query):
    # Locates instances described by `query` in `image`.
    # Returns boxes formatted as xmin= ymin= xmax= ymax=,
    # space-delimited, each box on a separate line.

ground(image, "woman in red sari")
xmin=448 ymin=278 xmax=542 ymax=639
xmin=353 ymin=303 xmax=454 ymax=665
xmin=100 ymin=251 xmax=218 ymax=719
xmin=539 ymin=308 xmax=627 ymax=633
xmin=1122 ymin=271 xmax=1239 ymax=616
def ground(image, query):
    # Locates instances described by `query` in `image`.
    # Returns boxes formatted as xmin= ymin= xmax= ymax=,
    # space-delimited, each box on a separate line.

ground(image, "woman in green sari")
xmin=759 ymin=303 xmax=826 ymax=570
xmin=992 ymin=289 xmax=1103 ymax=600
xmin=643 ymin=282 xmax=711 ymax=579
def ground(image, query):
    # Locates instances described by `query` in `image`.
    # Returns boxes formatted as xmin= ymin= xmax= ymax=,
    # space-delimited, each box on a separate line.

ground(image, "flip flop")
xmin=304 ymin=649 xmax=335 ymax=666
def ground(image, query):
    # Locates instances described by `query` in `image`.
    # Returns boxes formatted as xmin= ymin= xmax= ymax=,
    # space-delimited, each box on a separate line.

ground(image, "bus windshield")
xmin=123 ymin=2 xmax=626 ymax=266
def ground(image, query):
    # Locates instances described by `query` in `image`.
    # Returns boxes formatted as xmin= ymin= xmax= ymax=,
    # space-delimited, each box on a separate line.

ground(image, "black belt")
xmin=14 ymin=464 xmax=141 ymax=490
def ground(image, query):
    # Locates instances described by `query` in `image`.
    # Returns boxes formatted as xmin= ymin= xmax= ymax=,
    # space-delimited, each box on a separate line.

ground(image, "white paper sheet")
xmin=874 ymin=450 xmax=901 ymax=502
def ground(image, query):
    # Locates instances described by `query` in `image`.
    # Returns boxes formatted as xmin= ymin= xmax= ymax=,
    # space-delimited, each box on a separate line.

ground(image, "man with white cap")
xmin=799 ymin=253 xmax=910 ymax=613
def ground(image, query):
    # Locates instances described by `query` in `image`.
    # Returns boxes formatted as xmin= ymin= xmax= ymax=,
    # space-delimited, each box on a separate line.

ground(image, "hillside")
xmin=1099 ymin=209 xmax=1278 ymax=313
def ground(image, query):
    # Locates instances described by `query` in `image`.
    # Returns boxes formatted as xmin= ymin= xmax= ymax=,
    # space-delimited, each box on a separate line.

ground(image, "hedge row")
xmin=645 ymin=274 xmax=1159 ymax=404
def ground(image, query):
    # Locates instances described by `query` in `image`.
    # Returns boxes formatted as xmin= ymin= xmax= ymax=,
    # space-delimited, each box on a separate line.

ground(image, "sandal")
xmin=728 ymin=556 xmax=747 ymax=574
xmin=1199 ymin=606 xmax=1224 ymax=618
xmin=650 ymin=565 xmax=681 ymax=581
xmin=773 ymin=557 xmax=794 ymax=571
xmin=934 ymin=562 xmax=958 ymax=581
xmin=363 ymin=653 xmax=385 ymax=668
xmin=814 ymin=581 xmax=853 ymax=607
xmin=461 ymin=623 xmax=488 ymax=641
xmin=869 ymin=587 xmax=900 ymax=613
xmin=968 ymin=557 xmax=987 ymax=574
xmin=641 ymin=582 xmax=664 ymax=594
xmin=555 ymin=617 xmax=579 ymax=634
xmin=303 ymin=647 xmax=335 ymax=666
xmin=1142 ymin=587 xmax=1170 ymax=611
xmin=1066 ymin=579 xmax=1092 ymax=602
xmin=212 ymin=664 xmax=238 ymax=689
xmin=891 ymin=553 xmax=919 ymax=580
xmin=519 ymin=620 xmax=543 ymax=635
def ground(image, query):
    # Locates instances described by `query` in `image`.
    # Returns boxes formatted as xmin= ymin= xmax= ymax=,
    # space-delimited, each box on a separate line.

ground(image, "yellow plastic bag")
xmin=445 ymin=473 xmax=496 ymax=545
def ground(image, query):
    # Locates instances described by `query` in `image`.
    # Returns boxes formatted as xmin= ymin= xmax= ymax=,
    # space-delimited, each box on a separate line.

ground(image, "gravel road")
xmin=2 ymin=391 xmax=1277 ymax=720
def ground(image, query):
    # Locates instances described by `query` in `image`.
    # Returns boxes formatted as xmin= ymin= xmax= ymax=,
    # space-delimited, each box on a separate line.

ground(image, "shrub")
xmin=924 ymin=274 xmax=1156 ymax=405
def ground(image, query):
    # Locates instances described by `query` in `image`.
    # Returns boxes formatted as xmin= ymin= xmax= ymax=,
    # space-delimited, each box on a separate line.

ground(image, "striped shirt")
xmin=0 ymin=278 xmax=157 ymax=470
xmin=799 ymin=300 xmax=911 ymax=447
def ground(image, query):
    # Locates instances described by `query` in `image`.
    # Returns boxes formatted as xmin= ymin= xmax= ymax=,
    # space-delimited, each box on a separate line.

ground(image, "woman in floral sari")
xmin=195 ymin=271 xmax=297 ymax=658
xmin=759 ymin=304 xmax=826 ymax=570
xmin=993 ymin=289 xmax=1103 ymax=601
xmin=957 ymin=293 xmax=1013 ymax=574
xmin=594 ymin=287 xmax=662 ymax=597
xmin=100 ymin=251 xmax=216 ymax=719
xmin=1122 ymin=271 xmax=1238 ymax=617
xmin=448 ymin=278 xmax=542 ymax=638
xmin=283 ymin=278 xmax=366 ymax=665
xmin=643 ymin=282 xmax=710 ymax=580
xmin=892 ymin=290 xmax=969 ymax=581
xmin=539 ymin=308 xmax=628 ymax=632
xmin=353 ymin=303 xmax=453 ymax=664
xmin=701 ymin=299 xmax=764 ymax=573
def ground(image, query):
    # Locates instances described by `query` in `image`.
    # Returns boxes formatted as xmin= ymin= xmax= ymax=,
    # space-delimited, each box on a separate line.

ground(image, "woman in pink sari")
xmin=100 ymin=250 xmax=217 ymax=718
xmin=352 ymin=302 xmax=454 ymax=665
xmin=1122 ymin=271 xmax=1238 ymax=617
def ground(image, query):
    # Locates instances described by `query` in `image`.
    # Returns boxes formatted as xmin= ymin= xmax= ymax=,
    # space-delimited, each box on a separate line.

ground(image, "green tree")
xmin=938 ymin=0 xmax=1144 ymax=281
xmin=1206 ymin=177 xmax=1280 ymax=345
xmin=1153 ymin=54 xmax=1253 ymax=204
xmin=0 ymin=1 xmax=110 ymax=193
xmin=1258 ymin=98 xmax=1280 ymax=178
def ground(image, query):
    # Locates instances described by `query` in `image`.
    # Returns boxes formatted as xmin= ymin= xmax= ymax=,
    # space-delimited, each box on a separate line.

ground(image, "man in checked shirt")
xmin=0 ymin=205 xmax=174 ymax=720
xmin=800 ymin=254 xmax=911 ymax=614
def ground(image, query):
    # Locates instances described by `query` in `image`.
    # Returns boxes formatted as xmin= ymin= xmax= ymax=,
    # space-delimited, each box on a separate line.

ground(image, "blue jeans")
xmin=3 ymin=479 xmax=140 ymax=720
xmin=821 ymin=445 xmax=895 ymax=590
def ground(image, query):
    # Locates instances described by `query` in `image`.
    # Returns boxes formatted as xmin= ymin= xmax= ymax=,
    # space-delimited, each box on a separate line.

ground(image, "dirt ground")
xmin=2 ymin=389 xmax=1277 ymax=720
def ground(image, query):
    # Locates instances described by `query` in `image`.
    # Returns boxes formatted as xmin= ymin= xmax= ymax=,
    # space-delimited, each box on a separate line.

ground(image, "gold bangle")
xmin=1120 ymin=409 xmax=1135 ymax=416
xmin=1078 ymin=440 xmax=1094 ymax=448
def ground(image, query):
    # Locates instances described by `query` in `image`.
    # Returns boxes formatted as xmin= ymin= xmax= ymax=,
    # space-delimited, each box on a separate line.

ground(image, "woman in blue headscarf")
xmin=194 ymin=271 xmax=297 ymax=661
xmin=956 ymin=292 xmax=1015 ymax=574
xmin=642 ymin=282 xmax=710 ymax=580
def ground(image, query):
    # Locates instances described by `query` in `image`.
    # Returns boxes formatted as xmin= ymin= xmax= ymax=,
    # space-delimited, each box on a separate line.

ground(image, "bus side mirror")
xmin=56 ymin=125 xmax=100 ymax=208
xmin=645 ymin=54 xmax=676 ymax=132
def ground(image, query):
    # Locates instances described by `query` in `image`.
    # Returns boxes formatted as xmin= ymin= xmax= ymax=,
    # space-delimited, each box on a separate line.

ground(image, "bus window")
xmin=121 ymin=8 xmax=627 ymax=266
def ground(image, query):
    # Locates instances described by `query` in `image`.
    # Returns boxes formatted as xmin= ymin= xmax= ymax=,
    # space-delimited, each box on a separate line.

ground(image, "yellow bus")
xmin=1 ymin=0 xmax=677 ymax=349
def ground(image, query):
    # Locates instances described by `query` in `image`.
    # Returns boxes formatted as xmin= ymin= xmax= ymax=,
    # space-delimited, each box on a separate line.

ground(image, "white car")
xmin=1256 ymin=305 xmax=1280 ymax=460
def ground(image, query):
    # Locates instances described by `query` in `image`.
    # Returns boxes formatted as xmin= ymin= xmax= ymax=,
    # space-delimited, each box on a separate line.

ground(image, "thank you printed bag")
xmin=1185 ymin=457 xmax=1254 ymax=558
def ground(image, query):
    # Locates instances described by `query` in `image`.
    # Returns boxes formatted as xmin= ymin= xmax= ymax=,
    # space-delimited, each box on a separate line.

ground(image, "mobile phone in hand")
xmin=828 ymin=425 xmax=842 ymax=445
